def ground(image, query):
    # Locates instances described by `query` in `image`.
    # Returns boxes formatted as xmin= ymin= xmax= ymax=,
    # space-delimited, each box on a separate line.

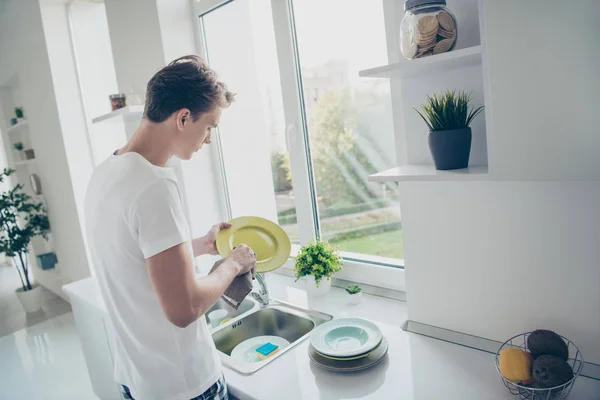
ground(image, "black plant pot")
xmin=428 ymin=128 xmax=472 ymax=170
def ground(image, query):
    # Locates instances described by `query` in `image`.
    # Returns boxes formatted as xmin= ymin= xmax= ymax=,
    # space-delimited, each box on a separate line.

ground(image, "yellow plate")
xmin=313 ymin=340 xmax=382 ymax=361
xmin=216 ymin=216 xmax=291 ymax=273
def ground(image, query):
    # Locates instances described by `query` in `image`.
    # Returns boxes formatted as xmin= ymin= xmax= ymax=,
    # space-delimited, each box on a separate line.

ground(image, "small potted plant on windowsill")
xmin=294 ymin=239 xmax=342 ymax=296
xmin=0 ymin=169 xmax=50 ymax=313
xmin=415 ymin=90 xmax=484 ymax=170
xmin=13 ymin=142 xmax=25 ymax=160
xmin=345 ymin=285 xmax=362 ymax=305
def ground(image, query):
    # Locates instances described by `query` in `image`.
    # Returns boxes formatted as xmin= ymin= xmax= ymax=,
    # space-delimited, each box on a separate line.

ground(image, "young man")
xmin=85 ymin=56 xmax=255 ymax=400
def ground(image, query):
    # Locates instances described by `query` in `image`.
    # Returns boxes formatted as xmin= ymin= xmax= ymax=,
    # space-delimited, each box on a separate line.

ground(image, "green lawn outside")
xmin=330 ymin=228 xmax=404 ymax=260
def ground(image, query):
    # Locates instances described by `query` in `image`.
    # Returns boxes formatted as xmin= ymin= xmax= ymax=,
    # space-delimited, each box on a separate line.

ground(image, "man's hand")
xmin=192 ymin=222 xmax=231 ymax=256
xmin=227 ymin=244 xmax=256 ymax=276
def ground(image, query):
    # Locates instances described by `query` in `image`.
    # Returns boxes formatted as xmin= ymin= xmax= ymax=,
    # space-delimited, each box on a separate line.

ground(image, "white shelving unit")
xmin=359 ymin=46 xmax=482 ymax=79
xmin=369 ymin=165 xmax=489 ymax=182
xmin=360 ymin=39 xmax=488 ymax=182
xmin=92 ymin=105 xmax=144 ymax=124
xmin=6 ymin=119 xmax=28 ymax=134
xmin=13 ymin=158 xmax=37 ymax=167
xmin=0 ymin=86 xmax=61 ymax=297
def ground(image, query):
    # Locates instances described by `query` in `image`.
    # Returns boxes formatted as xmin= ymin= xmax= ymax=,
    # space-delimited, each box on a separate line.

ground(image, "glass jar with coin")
xmin=400 ymin=0 xmax=457 ymax=60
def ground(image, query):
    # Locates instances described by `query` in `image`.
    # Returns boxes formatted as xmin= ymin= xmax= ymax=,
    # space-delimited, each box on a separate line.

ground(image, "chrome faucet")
xmin=251 ymin=273 xmax=269 ymax=306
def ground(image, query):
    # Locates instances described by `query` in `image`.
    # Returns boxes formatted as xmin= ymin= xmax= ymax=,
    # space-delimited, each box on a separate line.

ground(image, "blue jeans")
xmin=121 ymin=375 xmax=228 ymax=400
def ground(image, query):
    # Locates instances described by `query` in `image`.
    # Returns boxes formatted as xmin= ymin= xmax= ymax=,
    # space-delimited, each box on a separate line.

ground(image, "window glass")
xmin=292 ymin=0 xmax=402 ymax=260
xmin=202 ymin=0 xmax=300 ymax=243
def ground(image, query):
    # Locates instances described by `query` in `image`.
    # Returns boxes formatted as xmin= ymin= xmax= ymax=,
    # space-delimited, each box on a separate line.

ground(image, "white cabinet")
xmin=66 ymin=281 xmax=123 ymax=400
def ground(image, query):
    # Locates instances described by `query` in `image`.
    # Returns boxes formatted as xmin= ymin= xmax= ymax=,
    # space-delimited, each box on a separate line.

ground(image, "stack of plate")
xmin=308 ymin=318 xmax=388 ymax=372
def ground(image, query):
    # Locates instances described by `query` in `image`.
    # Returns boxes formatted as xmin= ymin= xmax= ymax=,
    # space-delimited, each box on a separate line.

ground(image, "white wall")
xmin=104 ymin=0 xmax=165 ymax=99
xmin=401 ymin=1 xmax=600 ymax=363
xmin=69 ymin=1 xmax=127 ymax=165
xmin=40 ymin=3 xmax=95 ymax=242
xmin=401 ymin=182 xmax=600 ymax=362
xmin=0 ymin=0 xmax=91 ymax=294
xmin=156 ymin=0 xmax=198 ymax=64
xmin=483 ymin=1 xmax=600 ymax=180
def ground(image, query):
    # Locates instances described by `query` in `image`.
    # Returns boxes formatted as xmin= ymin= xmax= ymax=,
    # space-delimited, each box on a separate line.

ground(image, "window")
xmin=292 ymin=0 xmax=401 ymax=262
xmin=200 ymin=0 xmax=300 ymax=244
xmin=198 ymin=0 xmax=402 ymax=269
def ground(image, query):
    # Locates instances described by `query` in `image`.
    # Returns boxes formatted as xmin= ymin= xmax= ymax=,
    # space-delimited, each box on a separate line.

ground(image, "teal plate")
xmin=310 ymin=318 xmax=382 ymax=358
xmin=309 ymin=336 xmax=389 ymax=372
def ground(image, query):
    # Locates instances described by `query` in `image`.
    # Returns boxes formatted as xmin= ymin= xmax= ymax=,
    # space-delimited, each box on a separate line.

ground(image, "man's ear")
xmin=175 ymin=109 xmax=191 ymax=130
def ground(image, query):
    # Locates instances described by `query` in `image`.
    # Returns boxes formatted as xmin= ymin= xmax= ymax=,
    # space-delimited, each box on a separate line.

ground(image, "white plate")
xmin=309 ymin=336 xmax=389 ymax=372
xmin=310 ymin=318 xmax=382 ymax=358
xmin=231 ymin=336 xmax=290 ymax=363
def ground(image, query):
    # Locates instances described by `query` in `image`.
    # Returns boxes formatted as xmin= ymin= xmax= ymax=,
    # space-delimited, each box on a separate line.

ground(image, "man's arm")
xmin=147 ymin=243 xmax=255 ymax=328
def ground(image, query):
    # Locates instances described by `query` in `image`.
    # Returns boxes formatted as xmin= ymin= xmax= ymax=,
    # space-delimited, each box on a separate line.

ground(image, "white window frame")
xmin=193 ymin=0 xmax=406 ymax=292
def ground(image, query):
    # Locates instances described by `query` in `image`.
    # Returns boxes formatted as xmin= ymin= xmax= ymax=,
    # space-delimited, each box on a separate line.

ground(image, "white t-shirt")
xmin=84 ymin=152 xmax=221 ymax=400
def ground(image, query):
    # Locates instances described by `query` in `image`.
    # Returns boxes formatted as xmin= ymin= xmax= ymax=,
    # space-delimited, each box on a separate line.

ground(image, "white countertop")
xmin=63 ymin=273 xmax=600 ymax=400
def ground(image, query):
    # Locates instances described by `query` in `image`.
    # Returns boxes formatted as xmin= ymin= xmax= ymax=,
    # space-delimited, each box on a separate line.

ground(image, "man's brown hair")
xmin=144 ymin=55 xmax=234 ymax=123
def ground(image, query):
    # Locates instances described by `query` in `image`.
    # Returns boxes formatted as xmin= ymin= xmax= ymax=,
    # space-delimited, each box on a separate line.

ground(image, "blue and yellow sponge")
xmin=256 ymin=342 xmax=280 ymax=360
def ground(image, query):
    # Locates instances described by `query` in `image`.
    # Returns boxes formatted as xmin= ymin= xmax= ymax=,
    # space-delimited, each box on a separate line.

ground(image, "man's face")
xmin=174 ymin=107 xmax=222 ymax=160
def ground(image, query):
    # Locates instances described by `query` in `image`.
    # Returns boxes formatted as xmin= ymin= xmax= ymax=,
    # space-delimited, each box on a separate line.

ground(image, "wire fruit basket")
xmin=495 ymin=332 xmax=584 ymax=400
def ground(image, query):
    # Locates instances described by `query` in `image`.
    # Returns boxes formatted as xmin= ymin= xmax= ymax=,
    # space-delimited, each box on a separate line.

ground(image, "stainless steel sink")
xmin=205 ymin=298 xmax=257 ymax=328
xmin=211 ymin=300 xmax=333 ymax=375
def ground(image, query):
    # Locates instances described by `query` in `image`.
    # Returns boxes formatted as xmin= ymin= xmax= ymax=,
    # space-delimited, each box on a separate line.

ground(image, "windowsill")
xmin=278 ymin=246 xmax=406 ymax=293
xmin=273 ymin=267 xmax=406 ymax=302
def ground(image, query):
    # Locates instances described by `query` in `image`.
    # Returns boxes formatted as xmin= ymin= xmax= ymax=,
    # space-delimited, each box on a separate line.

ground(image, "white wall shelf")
xmin=14 ymin=158 xmax=37 ymax=167
xmin=6 ymin=119 xmax=28 ymax=134
xmin=368 ymin=164 xmax=489 ymax=182
xmin=359 ymin=46 xmax=482 ymax=79
xmin=92 ymin=105 xmax=144 ymax=124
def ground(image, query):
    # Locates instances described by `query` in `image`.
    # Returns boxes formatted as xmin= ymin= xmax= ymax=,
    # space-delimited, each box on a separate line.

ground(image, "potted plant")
xmin=13 ymin=142 xmax=25 ymax=160
xmin=0 ymin=169 xmax=50 ymax=313
xmin=345 ymin=285 xmax=362 ymax=304
xmin=15 ymin=106 xmax=24 ymax=119
xmin=294 ymin=239 xmax=342 ymax=296
xmin=415 ymin=90 xmax=484 ymax=170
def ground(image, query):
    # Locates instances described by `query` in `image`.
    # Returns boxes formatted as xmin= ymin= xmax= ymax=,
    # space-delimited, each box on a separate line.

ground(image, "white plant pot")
xmin=18 ymin=151 xmax=26 ymax=161
xmin=15 ymin=284 xmax=42 ymax=313
xmin=347 ymin=291 xmax=363 ymax=305
xmin=306 ymin=276 xmax=331 ymax=296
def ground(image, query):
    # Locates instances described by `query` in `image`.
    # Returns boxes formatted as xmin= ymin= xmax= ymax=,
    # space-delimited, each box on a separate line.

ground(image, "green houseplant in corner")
xmin=416 ymin=90 xmax=484 ymax=170
xmin=294 ymin=239 xmax=342 ymax=296
xmin=0 ymin=169 xmax=50 ymax=313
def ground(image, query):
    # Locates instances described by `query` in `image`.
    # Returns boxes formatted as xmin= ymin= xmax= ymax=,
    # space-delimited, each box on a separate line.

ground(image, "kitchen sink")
xmin=205 ymin=298 xmax=257 ymax=328
xmin=212 ymin=300 xmax=333 ymax=375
